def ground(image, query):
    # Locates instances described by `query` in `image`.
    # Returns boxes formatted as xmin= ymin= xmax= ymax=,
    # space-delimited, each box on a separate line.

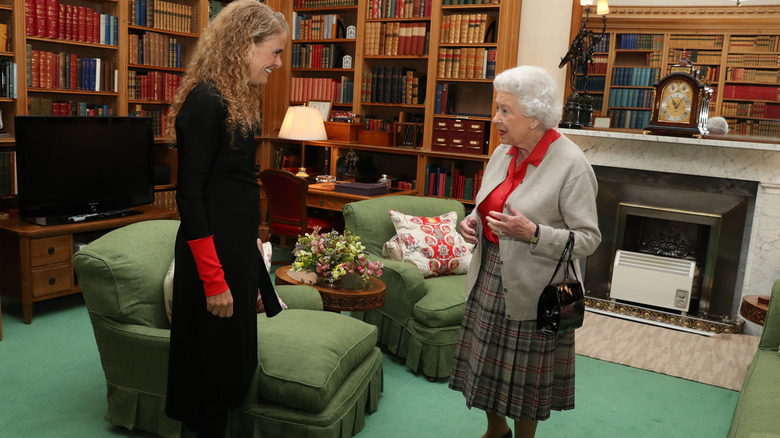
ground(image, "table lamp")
xmin=278 ymin=106 xmax=328 ymax=178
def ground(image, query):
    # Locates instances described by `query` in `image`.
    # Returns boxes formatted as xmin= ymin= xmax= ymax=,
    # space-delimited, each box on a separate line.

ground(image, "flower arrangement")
xmin=292 ymin=226 xmax=383 ymax=285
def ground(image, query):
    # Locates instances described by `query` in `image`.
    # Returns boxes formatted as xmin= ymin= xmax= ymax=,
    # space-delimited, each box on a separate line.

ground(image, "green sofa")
xmin=73 ymin=220 xmax=383 ymax=438
xmin=342 ymin=195 xmax=467 ymax=380
xmin=728 ymin=279 xmax=780 ymax=438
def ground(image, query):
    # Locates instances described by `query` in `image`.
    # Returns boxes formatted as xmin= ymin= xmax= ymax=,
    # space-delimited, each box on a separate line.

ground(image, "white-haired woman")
xmin=449 ymin=65 xmax=601 ymax=438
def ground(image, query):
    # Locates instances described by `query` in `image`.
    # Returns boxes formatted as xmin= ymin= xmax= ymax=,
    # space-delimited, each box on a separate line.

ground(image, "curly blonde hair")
xmin=167 ymin=0 xmax=288 ymax=144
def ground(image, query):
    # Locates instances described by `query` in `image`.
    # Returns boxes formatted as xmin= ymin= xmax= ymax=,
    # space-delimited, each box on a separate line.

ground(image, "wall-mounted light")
xmin=596 ymin=0 xmax=609 ymax=15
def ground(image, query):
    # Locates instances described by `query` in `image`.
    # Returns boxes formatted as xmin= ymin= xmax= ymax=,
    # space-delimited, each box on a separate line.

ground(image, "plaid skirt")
xmin=449 ymin=241 xmax=576 ymax=421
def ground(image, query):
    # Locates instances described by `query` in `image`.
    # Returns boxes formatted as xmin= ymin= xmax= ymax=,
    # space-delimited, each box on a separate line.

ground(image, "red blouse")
xmin=478 ymin=129 xmax=560 ymax=244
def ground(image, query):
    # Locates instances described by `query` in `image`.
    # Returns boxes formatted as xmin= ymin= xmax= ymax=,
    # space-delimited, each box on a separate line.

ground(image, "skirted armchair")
xmin=342 ymin=195 xmax=467 ymax=380
xmin=73 ymin=220 xmax=383 ymax=437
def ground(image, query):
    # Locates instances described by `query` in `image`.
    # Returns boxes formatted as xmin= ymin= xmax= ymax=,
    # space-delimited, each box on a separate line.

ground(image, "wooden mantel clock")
xmin=644 ymin=65 xmax=711 ymax=137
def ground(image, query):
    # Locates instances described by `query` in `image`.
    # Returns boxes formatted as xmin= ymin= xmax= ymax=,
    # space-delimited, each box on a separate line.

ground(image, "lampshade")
xmin=580 ymin=0 xmax=593 ymax=5
xmin=596 ymin=0 xmax=609 ymax=15
xmin=278 ymin=106 xmax=328 ymax=141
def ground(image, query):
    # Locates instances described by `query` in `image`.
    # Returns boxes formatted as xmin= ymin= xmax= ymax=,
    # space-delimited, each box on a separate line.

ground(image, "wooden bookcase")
xmin=260 ymin=0 xmax=521 ymax=206
xmin=576 ymin=5 xmax=780 ymax=139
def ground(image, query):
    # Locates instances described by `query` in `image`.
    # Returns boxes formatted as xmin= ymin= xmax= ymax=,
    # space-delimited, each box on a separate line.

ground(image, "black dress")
xmin=165 ymin=83 xmax=266 ymax=425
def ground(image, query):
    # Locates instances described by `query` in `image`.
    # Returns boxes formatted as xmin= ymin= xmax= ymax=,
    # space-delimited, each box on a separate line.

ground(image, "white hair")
xmin=707 ymin=117 xmax=729 ymax=135
xmin=493 ymin=65 xmax=562 ymax=130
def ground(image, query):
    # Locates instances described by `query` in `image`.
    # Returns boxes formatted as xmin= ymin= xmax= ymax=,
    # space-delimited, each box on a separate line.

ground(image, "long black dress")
xmin=165 ymin=83 xmax=267 ymax=426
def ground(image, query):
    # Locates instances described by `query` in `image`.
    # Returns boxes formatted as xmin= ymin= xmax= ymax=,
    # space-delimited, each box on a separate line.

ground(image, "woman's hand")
xmin=460 ymin=216 xmax=479 ymax=244
xmin=206 ymin=288 xmax=234 ymax=318
xmin=487 ymin=202 xmax=537 ymax=242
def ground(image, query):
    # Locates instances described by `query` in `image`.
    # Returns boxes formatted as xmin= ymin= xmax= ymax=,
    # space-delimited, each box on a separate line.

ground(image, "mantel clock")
xmin=644 ymin=69 xmax=711 ymax=137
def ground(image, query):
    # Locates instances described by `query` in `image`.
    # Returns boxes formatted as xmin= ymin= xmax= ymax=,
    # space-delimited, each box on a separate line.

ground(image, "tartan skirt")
xmin=449 ymin=241 xmax=576 ymax=421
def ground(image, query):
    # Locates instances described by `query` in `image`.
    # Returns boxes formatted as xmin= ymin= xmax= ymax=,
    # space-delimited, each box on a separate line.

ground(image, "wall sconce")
xmin=596 ymin=0 xmax=610 ymax=15
xmin=278 ymin=106 xmax=328 ymax=178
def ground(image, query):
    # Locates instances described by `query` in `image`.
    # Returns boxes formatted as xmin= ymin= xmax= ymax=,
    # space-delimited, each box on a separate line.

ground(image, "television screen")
xmin=15 ymin=116 xmax=155 ymax=225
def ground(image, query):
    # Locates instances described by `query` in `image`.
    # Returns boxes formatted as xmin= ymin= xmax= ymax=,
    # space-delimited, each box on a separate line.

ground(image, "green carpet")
xmin=0 ymin=293 xmax=738 ymax=438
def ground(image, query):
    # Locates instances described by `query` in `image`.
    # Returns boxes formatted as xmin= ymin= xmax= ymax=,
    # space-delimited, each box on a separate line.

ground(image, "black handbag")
xmin=537 ymin=231 xmax=585 ymax=335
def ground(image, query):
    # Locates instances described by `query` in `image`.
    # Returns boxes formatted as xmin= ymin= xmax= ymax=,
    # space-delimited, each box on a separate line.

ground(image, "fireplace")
xmin=584 ymin=166 xmax=756 ymax=323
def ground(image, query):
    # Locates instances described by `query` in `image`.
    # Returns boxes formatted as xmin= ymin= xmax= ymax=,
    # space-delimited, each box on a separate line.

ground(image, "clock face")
xmin=658 ymin=80 xmax=693 ymax=124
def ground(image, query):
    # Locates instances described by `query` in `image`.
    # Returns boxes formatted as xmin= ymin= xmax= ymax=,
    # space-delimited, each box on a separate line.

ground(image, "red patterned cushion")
xmin=386 ymin=209 xmax=472 ymax=278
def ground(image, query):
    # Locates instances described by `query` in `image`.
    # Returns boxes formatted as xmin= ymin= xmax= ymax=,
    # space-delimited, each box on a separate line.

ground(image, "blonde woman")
xmin=164 ymin=2 xmax=288 ymax=436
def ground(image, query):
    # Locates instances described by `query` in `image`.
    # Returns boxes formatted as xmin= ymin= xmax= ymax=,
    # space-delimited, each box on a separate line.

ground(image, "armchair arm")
xmin=274 ymin=285 xmax=323 ymax=311
xmin=759 ymin=279 xmax=780 ymax=350
xmin=370 ymin=255 xmax=427 ymax=321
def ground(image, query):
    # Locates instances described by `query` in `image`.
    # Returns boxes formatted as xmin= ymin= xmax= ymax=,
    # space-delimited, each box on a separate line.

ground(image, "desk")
xmin=0 ymin=205 xmax=178 ymax=325
xmin=274 ymin=265 xmax=385 ymax=312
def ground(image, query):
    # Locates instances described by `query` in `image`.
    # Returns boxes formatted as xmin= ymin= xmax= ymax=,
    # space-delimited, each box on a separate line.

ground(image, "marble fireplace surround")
xmin=561 ymin=129 xmax=780 ymax=333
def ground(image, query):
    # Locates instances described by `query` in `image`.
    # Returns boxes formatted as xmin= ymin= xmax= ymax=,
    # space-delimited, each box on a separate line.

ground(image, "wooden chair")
xmin=259 ymin=169 xmax=342 ymax=250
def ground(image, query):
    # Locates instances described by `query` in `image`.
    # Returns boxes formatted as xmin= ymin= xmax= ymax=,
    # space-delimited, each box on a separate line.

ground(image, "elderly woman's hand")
xmin=487 ymin=202 xmax=537 ymax=242
xmin=460 ymin=216 xmax=479 ymax=244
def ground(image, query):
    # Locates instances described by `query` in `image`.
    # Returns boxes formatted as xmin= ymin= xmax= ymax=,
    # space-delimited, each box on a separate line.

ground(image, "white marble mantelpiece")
xmin=561 ymin=128 xmax=780 ymax=330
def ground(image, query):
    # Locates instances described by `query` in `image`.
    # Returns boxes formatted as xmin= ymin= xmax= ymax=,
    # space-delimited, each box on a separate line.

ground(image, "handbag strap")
xmin=547 ymin=231 xmax=577 ymax=285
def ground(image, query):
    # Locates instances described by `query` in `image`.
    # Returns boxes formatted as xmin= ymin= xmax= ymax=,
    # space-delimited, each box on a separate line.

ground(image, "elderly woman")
xmin=449 ymin=65 xmax=601 ymax=438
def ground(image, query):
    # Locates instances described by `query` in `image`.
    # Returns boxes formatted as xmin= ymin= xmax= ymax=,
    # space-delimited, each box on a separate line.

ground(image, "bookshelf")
xmin=577 ymin=5 xmax=780 ymax=140
xmin=260 ymin=0 xmax=521 ymax=207
xmin=0 ymin=0 xmax=14 ymax=199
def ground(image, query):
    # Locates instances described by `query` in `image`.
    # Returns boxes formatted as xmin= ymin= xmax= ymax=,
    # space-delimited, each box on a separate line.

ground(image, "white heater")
xmin=610 ymin=250 xmax=696 ymax=312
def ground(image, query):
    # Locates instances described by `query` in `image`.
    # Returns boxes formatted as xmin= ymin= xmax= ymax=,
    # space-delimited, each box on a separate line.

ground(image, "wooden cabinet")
xmin=0 ymin=205 xmax=177 ymax=324
xmin=578 ymin=5 xmax=780 ymax=140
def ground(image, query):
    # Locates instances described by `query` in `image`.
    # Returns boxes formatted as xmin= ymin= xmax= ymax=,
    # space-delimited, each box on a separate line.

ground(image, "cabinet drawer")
xmin=31 ymin=264 xmax=73 ymax=297
xmin=30 ymin=235 xmax=71 ymax=267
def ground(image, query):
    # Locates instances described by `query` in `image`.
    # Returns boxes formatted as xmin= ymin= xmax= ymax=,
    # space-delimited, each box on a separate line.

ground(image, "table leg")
xmin=23 ymin=302 xmax=33 ymax=324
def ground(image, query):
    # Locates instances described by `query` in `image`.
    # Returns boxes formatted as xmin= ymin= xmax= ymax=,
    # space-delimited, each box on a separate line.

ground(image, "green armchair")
xmin=342 ymin=195 xmax=467 ymax=380
xmin=728 ymin=279 xmax=780 ymax=437
xmin=73 ymin=220 xmax=382 ymax=438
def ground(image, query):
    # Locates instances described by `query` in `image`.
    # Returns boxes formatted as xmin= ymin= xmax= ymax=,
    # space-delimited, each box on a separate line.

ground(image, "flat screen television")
xmin=15 ymin=116 xmax=155 ymax=225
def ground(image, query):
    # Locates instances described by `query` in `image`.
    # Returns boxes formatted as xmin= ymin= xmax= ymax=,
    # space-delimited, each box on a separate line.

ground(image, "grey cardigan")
xmin=464 ymin=133 xmax=602 ymax=321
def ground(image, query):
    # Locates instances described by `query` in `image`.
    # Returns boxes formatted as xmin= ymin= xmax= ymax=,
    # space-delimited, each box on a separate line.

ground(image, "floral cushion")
xmin=386 ymin=209 xmax=472 ymax=278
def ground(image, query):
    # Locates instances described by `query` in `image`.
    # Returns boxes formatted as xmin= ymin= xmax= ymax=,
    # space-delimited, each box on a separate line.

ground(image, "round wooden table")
xmin=740 ymin=295 xmax=770 ymax=326
xmin=274 ymin=265 xmax=386 ymax=312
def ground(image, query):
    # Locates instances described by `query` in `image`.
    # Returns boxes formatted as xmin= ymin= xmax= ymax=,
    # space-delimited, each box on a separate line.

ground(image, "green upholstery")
xmin=73 ymin=220 xmax=382 ymax=438
xmin=728 ymin=279 xmax=780 ymax=438
xmin=343 ymin=195 xmax=467 ymax=379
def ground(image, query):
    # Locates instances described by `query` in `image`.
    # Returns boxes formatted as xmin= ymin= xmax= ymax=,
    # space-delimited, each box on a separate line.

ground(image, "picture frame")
xmin=593 ymin=116 xmax=612 ymax=129
xmin=308 ymin=100 xmax=332 ymax=122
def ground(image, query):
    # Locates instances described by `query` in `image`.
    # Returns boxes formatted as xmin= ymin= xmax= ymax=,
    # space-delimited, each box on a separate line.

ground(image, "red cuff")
xmin=187 ymin=235 xmax=229 ymax=297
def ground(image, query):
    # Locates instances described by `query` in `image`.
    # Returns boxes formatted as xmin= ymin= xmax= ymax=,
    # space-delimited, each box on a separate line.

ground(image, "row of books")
xmin=153 ymin=188 xmax=178 ymax=212
xmin=335 ymin=76 xmax=355 ymax=105
xmin=725 ymin=53 xmax=780 ymax=67
xmin=726 ymin=118 xmax=780 ymax=138
xmin=130 ymin=107 xmax=170 ymax=137
xmin=361 ymin=66 xmax=426 ymax=105
xmin=443 ymin=0 xmax=500 ymax=4
xmin=0 ymin=60 xmax=16 ymax=98
xmin=575 ymin=75 xmax=605 ymax=92
xmin=289 ymin=76 xmax=351 ymax=103
xmin=729 ymin=35 xmax=780 ymax=53
xmin=25 ymin=0 xmax=118 ymax=46
xmin=437 ymin=47 xmax=496 ymax=79
xmin=291 ymin=44 xmax=345 ymax=69
xmin=590 ymin=33 xmax=610 ymax=53
xmin=667 ymin=49 xmax=721 ymax=65
xmin=128 ymin=70 xmax=181 ymax=102
xmin=439 ymin=13 xmax=495 ymax=44
xmin=720 ymin=101 xmax=780 ymax=119
xmin=0 ymin=151 xmax=16 ymax=197
xmin=679 ymin=65 xmax=721 ymax=84
xmin=618 ymin=34 xmax=663 ymax=50
xmin=208 ymin=1 xmax=225 ymax=20
xmin=291 ymin=13 xmax=345 ymax=41
xmin=723 ymin=84 xmax=780 ymax=101
xmin=28 ymin=49 xmax=116 ymax=92
xmin=294 ymin=0 xmax=358 ymax=8
xmin=577 ymin=54 xmax=608 ymax=75
xmin=0 ymin=23 xmax=9 ymax=52
xmin=28 ymin=96 xmax=114 ymax=116
xmin=128 ymin=33 xmax=183 ymax=69
xmin=366 ymin=0 xmax=432 ymax=19
xmin=424 ymin=165 xmax=483 ymax=202
xmin=726 ymin=67 xmax=780 ymax=84
xmin=364 ymin=21 xmax=428 ymax=56
xmin=669 ymin=35 xmax=724 ymax=50
xmin=607 ymin=87 xmax=654 ymax=109
xmin=606 ymin=109 xmax=651 ymax=130
xmin=611 ymin=67 xmax=658 ymax=87
xmin=131 ymin=0 xmax=194 ymax=34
